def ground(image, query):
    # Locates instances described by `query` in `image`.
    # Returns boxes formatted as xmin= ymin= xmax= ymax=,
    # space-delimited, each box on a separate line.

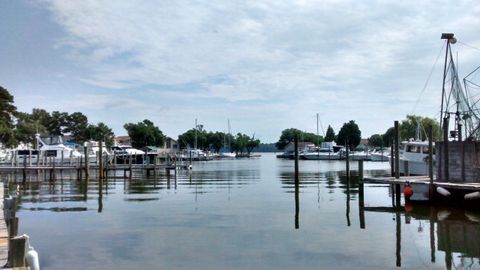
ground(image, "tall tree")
xmin=86 ymin=122 xmax=115 ymax=147
xmin=178 ymin=128 xmax=208 ymax=150
xmin=206 ymin=131 xmax=225 ymax=153
xmin=65 ymin=112 xmax=89 ymax=142
xmin=46 ymin=111 xmax=68 ymax=135
xmin=124 ymin=119 xmax=165 ymax=148
xmin=400 ymin=115 xmax=440 ymax=141
xmin=275 ymin=128 xmax=322 ymax=150
xmin=368 ymin=134 xmax=384 ymax=147
xmin=324 ymin=125 xmax=336 ymax=142
xmin=335 ymin=120 xmax=361 ymax=150
xmin=275 ymin=128 xmax=302 ymax=150
xmin=0 ymin=86 xmax=18 ymax=147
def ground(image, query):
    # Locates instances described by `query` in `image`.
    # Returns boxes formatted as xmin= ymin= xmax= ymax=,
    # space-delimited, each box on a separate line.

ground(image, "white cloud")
xmin=12 ymin=0 xmax=480 ymax=141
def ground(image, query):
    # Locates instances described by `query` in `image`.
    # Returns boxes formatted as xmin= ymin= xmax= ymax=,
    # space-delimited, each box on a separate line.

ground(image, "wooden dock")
xmin=0 ymin=186 xmax=8 ymax=268
xmin=364 ymin=176 xmax=480 ymax=191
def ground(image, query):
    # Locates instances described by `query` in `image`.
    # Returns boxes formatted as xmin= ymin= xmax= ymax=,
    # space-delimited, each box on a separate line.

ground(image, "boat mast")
xmin=194 ymin=118 xmax=197 ymax=149
xmin=440 ymin=33 xmax=455 ymax=139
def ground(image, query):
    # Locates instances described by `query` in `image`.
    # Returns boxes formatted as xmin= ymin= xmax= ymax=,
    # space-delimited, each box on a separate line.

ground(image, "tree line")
xmin=0 ymin=86 xmax=260 ymax=153
xmin=275 ymin=116 xmax=439 ymax=151
xmin=177 ymin=127 xmax=260 ymax=155
xmin=275 ymin=120 xmax=362 ymax=150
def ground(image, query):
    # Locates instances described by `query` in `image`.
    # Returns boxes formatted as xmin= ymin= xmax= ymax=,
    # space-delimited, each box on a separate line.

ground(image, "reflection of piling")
xmin=358 ymin=163 xmax=365 ymax=229
xmin=396 ymin=211 xmax=401 ymax=267
xmin=294 ymin=134 xmax=299 ymax=229
xmin=429 ymin=207 xmax=436 ymax=263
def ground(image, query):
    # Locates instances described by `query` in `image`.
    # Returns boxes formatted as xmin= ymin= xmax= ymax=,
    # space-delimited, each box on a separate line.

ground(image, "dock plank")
xmin=364 ymin=176 xmax=480 ymax=191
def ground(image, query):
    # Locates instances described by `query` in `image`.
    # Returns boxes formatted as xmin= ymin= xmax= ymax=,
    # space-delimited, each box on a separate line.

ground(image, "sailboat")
xmin=220 ymin=119 xmax=236 ymax=158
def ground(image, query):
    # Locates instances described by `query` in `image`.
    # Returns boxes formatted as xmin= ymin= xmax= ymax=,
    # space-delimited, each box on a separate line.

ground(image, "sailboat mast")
xmin=195 ymin=118 xmax=198 ymax=149
xmin=440 ymin=33 xmax=455 ymax=140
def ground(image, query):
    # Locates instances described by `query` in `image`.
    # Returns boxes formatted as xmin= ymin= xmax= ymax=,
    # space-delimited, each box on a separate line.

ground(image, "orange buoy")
xmin=403 ymin=183 xmax=413 ymax=198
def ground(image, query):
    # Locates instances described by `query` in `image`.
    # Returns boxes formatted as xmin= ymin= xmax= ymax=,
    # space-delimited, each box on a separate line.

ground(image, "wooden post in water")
xmin=98 ymin=141 xmax=103 ymax=181
xmin=443 ymin=117 xmax=449 ymax=181
xmin=428 ymin=125 xmax=434 ymax=198
xmin=394 ymin=121 xmax=400 ymax=179
xmin=404 ymin=161 xmax=409 ymax=176
xmin=294 ymin=133 xmax=299 ymax=229
xmin=358 ymin=160 xmax=364 ymax=181
xmin=84 ymin=146 xmax=89 ymax=179
xmin=22 ymin=154 xmax=27 ymax=183
xmin=345 ymin=139 xmax=350 ymax=179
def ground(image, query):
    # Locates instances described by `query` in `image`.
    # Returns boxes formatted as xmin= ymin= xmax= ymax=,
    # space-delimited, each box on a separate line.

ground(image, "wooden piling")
xmin=8 ymin=236 xmax=26 ymax=267
xmin=404 ymin=161 xmax=409 ymax=177
xmin=345 ymin=140 xmax=350 ymax=179
xmin=84 ymin=146 xmax=89 ymax=179
xmin=443 ymin=117 xmax=449 ymax=181
xmin=98 ymin=141 xmax=103 ymax=180
xmin=394 ymin=121 xmax=400 ymax=179
xmin=294 ymin=133 xmax=299 ymax=230
xmin=358 ymin=160 xmax=364 ymax=181
xmin=428 ymin=125 xmax=434 ymax=198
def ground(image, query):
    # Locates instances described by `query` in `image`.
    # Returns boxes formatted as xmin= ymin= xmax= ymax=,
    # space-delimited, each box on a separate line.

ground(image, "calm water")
xmin=5 ymin=153 xmax=480 ymax=269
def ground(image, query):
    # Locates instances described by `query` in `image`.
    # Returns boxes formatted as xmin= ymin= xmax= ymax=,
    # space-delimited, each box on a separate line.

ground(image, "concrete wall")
xmin=436 ymin=141 xmax=480 ymax=182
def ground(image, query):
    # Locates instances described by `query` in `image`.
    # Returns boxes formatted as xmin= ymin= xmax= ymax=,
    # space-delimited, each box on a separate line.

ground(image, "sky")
xmin=1 ymin=0 xmax=480 ymax=143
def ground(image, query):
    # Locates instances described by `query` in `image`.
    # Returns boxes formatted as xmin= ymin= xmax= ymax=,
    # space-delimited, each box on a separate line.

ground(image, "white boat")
xmin=301 ymin=142 xmax=345 ymax=160
xmin=36 ymin=134 xmax=83 ymax=164
xmin=370 ymin=148 xmax=390 ymax=161
xmin=180 ymin=148 xmax=213 ymax=161
xmin=393 ymin=140 xmax=432 ymax=176
xmin=220 ymin=152 xmax=236 ymax=158
xmin=85 ymin=141 xmax=111 ymax=163
xmin=112 ymin=145 xmax=145 ymax=164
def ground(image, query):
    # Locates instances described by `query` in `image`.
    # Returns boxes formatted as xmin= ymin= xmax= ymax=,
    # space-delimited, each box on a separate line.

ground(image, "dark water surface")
xmin=6 ymin=153 xmax=480 ymax=269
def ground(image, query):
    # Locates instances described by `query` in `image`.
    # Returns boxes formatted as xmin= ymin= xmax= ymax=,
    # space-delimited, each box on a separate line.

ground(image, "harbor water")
xmin=4 ymin=153 xmax=480 ymax=269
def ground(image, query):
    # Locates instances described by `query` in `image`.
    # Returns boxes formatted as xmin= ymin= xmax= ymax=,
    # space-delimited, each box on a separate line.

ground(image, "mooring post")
xmin=294 ymin=133 xmax=299 ymax=229
xmin=443 ymin=117 xmax=449 ymax=181
xmin=428 ymin=125 xmax=434 ymax=198
xmin=84 ymin=146 xmax=89 ymax=179
xmin=347 ymin=146 xmax=351 ymax=181
xmin=22 ymin=154 xmax=27 ymax=183
xmin=358 ymin=160 xmax=364 ymax=181
xmin=8 ymin=236 xmax=27 ymax=267
xmin=394 ymin=121 xmax=400 ymax=179
xmin=404 ymin=161 xmax=409 ymax=176
xmin=98 ymin=141 xmax=103 ymax=180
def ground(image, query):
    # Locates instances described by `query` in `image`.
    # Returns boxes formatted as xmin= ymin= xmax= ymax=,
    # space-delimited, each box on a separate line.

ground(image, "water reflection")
xmin=4 ymin=156 xmax=480 ymax=269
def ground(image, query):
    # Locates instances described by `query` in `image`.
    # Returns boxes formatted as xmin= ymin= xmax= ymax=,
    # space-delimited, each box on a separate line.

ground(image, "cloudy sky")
xmin=1 ymin=0 xmax=480 ymax=142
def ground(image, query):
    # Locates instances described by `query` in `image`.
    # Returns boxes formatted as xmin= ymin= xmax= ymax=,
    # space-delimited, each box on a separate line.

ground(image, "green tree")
xmin=124 ymin=119 xmax=165 ymax=148
xmin=325 ymin=125 xmax=336 ymax=142
xmin=178 ymin=128 xmax=208 ymax=150
xmin=400 ymin=115 xmax=440 ymax=141
xmin=65 ymin=112 xmax=89 ymax=142
xmin=382 ymin=127 xmax=395 ymax=147
xmin=86 ymin=122 xmax=115 ymax=147
xmin=206 ymin=131 xmax=226 ymax=153
xmin=46 ymin=111 xmax=68 ymax=135
xmin=0 ymin=86 xmax=18 ymax=147
xmin=368 ymin=134 xmax=384 ymax=147
xmin=275 ymin=128 xmax=322 ymax=150
xmin=14 ymin=111 xmax=48 ymax=145
xmin=335 ymin=120 xmax=361 ymax=150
